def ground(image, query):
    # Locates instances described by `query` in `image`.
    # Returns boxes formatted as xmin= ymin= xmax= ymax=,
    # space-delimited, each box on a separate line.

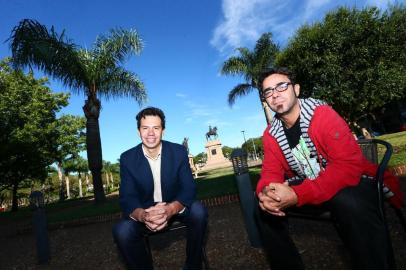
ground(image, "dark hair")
xmin=136 ymin=107 xmax=166 ymax=129
xmin=258 ymin=67 xmax=296 ymax=91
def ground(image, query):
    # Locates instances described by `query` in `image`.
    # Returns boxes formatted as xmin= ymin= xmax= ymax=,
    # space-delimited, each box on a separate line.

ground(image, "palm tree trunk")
xmin=262 ymin=101 xmax=273 ymax=125
xmin=257 ymin=91 xmax=273 ymax=125
xmin=78 ymin=172 xmax=83 ymax=198
xmin=65 ymin=175 xmax=70 ymax=199
xmin=85 ymin=173 xmax=90 ymax=193
xmin=83 ymin=96 xmax=106 ymax=203
xmin=110 ymin=172 xmax=114 ymax=189
xmin=105 ymin=172 xmax=110 ymax=192
xmin=11 ymin=181 xmax=18 ymax=212
xmin=57 ymin=162 xmax=65 ymax=202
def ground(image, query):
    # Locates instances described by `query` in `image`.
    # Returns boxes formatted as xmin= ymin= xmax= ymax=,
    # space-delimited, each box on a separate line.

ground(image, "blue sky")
xmin=0 ymin=0 xmax=399 ymax=162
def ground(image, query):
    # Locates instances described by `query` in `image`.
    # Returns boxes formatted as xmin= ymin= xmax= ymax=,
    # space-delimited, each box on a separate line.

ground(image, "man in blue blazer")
xmin=113 ymin=107 xmax=208 ymax=270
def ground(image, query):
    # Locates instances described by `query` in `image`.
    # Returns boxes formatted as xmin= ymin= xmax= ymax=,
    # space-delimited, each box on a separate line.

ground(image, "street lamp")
xmin=241 ymin=130 xmax=248 ymax=157
xmin=230 ymin=149 xmax=261 ymax=247
xmin=251 ymin=138 xmax=258 ymax=160
xmin=241 ymin=130 xmax=247 ymax=145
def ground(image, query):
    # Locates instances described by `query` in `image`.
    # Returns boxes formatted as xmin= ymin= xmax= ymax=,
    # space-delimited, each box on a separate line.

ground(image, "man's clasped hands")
xmin=258 ymin=182 xmax=299 ymax=216
xmin=134 ymin=202 xmax=180 ymax=232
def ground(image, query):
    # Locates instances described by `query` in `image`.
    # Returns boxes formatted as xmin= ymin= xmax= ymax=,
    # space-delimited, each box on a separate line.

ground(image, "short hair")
xmin=258 ymin=67 xmax=296 ymax=91
xmin=136 ymin=107 xmax=166 ymax=129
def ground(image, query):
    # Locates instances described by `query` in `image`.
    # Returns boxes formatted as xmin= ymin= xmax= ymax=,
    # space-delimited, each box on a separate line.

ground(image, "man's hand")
xmin=258 ymin=182 xmax=298 ymax=216
xmin=144 ymin=203 xmax=168 ymax=231
xmin=143 ymin=201 xmax=184 ymax=232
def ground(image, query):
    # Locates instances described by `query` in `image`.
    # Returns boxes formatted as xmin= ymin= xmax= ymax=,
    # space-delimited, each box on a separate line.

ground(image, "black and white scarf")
xmin=269 ymin=98 xmax=327 ymax=184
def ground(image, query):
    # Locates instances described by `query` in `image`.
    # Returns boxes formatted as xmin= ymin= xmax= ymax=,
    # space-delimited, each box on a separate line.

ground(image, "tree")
xmin=277 ymin=5 xmax=406 ymax=130
xmin=55 ymin=114 xmax=86 ymax=201
xmin=9 ymin=19 xmax=146 ymax=203
xmin=62 ymin=158 xmax=76 ymax=199
xmin=220 ymin=33 xmax=279 ymax=124
xmin=193 ymin=152 xmax=207 ymax=165
xmin=102 ymin=160 xmax=113 ymax=192
xmin=222 ymin=146 xmax=234 ymax=159
xmin=102 ymin=160 xmax=120 ymax=190
xmin=0 ymin=58 xmax=69 ymax=211
xmin=74 ymin=156 xmax=89 ymax=197
xmin=242 ymin=137 xmax=263 ymax=159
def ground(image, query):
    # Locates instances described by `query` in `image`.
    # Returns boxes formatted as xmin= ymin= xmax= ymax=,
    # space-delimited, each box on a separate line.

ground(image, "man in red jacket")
xmin=255 ymin=67 xmax=403 ymax=270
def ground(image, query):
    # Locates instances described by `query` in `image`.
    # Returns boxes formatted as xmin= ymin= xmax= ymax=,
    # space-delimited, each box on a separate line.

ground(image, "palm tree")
xmin=220 ymin=32 xmax=279 ymax=124
xmin=71 ymin=156 xmax=88 ymax=198
xmin=9 ymin=19 xmax=146 ymax=203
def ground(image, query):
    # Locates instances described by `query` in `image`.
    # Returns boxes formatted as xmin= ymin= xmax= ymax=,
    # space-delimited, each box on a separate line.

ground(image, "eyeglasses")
xmin=262 ymin=82 xmax=292 ymax=98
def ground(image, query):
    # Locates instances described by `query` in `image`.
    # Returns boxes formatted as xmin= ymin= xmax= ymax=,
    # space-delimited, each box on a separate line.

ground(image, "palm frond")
xmin=251 ymin=33 xmax=280 ymax=86
xmin=94 ymin=28 xmax=143 ymax=65
xmin=236 ymin=47 xmax=251 ymax=59
xmin=254 ymin=33 xmax=277 ymax=55
xmin=221 ymin=56 xmax=248 ymax=75
xmin=9 ymin=19 xmax=86 ymax=90
xmin=98 ymin=67 xmax=147 ymax=105
xmin=228 ymin=83 xmax=254 ymax=106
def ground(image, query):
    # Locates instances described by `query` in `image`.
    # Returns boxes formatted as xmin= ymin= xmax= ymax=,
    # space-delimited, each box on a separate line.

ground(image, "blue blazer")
xmin=119 ymin=140 xmax=196 ymax=217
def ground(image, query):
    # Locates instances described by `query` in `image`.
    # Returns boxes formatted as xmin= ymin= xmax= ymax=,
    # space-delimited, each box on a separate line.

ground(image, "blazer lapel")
xmin=160 ymin=141 xmax=171 ymax=201
xmin=135 ymin=145 xmax=154 ymax=194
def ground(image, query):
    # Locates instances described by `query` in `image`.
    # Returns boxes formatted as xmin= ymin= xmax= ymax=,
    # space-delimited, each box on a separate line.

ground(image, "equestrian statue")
xmin=205 ymin=126 xmax=218 ymax=141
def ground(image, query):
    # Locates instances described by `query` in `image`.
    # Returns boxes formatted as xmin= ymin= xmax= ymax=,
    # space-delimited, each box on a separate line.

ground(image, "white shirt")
xmin=142 ymin=144 xmax=162 ymax=202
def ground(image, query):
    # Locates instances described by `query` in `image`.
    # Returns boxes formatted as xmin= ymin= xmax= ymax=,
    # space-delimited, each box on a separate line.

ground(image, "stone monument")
xmin=202 ymin=126 xmax=232 ymax=171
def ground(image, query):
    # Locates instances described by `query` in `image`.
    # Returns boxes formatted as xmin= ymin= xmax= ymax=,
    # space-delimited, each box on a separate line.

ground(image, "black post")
xmin=231 ymin=149 xmax=262 ymax=248
xmin=29 ymin=191 xmax=50 ymax=264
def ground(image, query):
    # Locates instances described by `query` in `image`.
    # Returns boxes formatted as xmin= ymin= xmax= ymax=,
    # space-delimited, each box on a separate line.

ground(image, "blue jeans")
xmin=112 ymin=201 xmax=208 ymax=270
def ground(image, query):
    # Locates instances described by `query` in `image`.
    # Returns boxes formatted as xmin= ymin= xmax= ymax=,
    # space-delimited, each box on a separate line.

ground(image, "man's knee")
xmin=112 ymin=219 xmax=142 ymax=244
xmin=329 ymin=180 xmax=378 ymax=219
xmin=189 ymin=201 xmax=208 ymax=224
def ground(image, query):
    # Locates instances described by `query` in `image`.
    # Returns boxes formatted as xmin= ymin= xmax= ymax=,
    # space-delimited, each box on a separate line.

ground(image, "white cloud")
xmin=211 ymin=0 xmax=398 ymax=54
xmin=210 ymin=0 xmax=277 ymax=53
xmin=365 ymin=0 xmax=397 ymax=10
xmin=304 ymin=0 xmax=331 ymax=19
xmin=176 ymin=93 xmax=186 ymax=98
xmin=185 ymin=117 xmax=193 ymax=123
xmin=205 ymin=119 xmax=233 ymax=127
xmin=185 ymin=101 xmax=215 ymax=117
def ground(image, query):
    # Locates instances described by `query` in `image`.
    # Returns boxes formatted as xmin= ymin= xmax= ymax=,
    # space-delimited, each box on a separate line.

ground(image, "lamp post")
xmin=241 ymin=130 xmax=247 ymax=147
xmin=241 ymin=130 xmax=249 ymax=159
xmin=29 ymin=191 xmax=50 ymax=264
xmin=251 ymin=138 xmax=258 ymax=160
xmin=231 ymin=148 xmax=261 ymax=247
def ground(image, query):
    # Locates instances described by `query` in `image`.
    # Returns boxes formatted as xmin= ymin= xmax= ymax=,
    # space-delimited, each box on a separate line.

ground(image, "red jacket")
xmin=256 ymin=105 xmax=403 ymax=208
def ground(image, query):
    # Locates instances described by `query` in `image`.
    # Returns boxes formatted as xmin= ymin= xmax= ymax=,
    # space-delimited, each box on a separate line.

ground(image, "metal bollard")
xmin=29 ymin=191 xmax=50 ymax=264
xmin=231 ymin=149 xmax=262 ymax=248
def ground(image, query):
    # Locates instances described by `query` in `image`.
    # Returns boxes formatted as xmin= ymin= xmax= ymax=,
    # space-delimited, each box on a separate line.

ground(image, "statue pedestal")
xmin=201 ymin=140 xmax=232 ymax=171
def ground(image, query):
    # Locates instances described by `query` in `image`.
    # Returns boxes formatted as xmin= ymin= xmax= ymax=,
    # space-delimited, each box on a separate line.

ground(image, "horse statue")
xmin=205 ymin=126 xmax=218 ymax=141
xmin=182 ymin=137 xmax=189 ymax=154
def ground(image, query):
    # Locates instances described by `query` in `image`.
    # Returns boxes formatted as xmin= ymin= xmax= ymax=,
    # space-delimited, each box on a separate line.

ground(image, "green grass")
xmin=0 ymin=195 xmax=121 ymax=224
xmin=0 ymin=166 xmax=261 ymax=225
xmin=377 ymin=131 xmax=406 ymax=167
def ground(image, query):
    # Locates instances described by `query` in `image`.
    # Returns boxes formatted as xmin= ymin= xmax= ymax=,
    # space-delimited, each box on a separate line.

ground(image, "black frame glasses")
xmin=262 ymin=82 xmax=292 ymax=98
